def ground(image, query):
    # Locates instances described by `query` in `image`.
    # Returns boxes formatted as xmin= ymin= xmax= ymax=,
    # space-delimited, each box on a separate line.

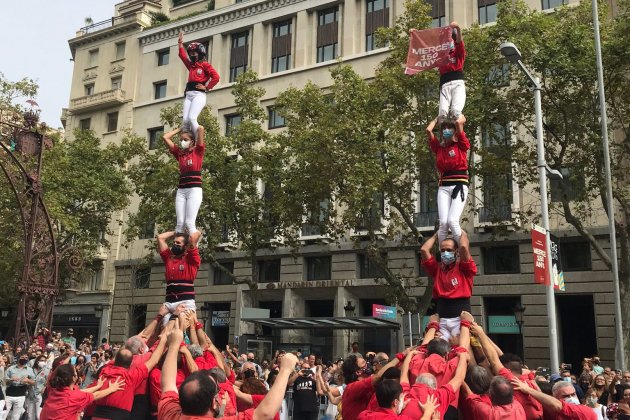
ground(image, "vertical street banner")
xmin=531 ymin=225 xmax=550 ymax=285
xmin=404 ymin=26 xmax=453 ymax=75
xmin=549 ymin=234 xmax=565 ymax=291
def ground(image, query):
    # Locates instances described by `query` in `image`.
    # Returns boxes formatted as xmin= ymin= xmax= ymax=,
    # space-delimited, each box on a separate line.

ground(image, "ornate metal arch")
xmin=0 ymin=112 xmax=59 ymax=346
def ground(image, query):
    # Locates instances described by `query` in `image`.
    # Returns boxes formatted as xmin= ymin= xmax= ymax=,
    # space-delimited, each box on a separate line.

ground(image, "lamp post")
xmin=591 ymin=0 xmax=625 ymax=371
xmin=513 ymin=302 xmax=526 ymax=358
xmin=500 ymin=42 xmax=561 ymax=373
xmin=199 ymin=302 xmax=212 ymax=329
xmin=344 ymin=301 xmax=356 ymax=352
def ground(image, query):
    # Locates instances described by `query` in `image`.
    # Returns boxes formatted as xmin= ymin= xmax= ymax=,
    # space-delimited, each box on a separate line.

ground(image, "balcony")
xmin=414 ymin=210 xmax=439 ymax=229
xmin=478 ymin=205 xmax=512 ymax=223
xmin=69 ymin=89 xmax=127 ymax=114
xmin=300 ymin=223 xmax=332 ymax=244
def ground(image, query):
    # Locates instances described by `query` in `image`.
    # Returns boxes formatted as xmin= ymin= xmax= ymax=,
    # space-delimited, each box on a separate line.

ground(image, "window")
xmin=487 ymin=64 xmax=510 ymax=87
xmin=139 ymin=221 xmax=155 ymax=239
xmin=115 ymin=42 xmax=126 ymax=60
xmin=357 ymin=191 xmax=385 ymax=230
xmin=106 ymin=112 xmax=119 ymax=132
xmin=88 ymin=49 xmax=99 ymax=67
xmin=148 ymin=126 xmax=164 ymax=150
xmin=483 ymin=245 xmax=520 ymax=274
xmin=317 ymin=7 xmax=339 ymax=63
xmin=306 ymin=256 xmax=332 ymax=281
xmin=358 ymin=253 xmax=387 ymax=278
xmin=366 ymin=0 xmax=390 ymax=51
xmin=157 ymin=49 xmax=170 ymax=66
xmin=480 ymin=174 xmax=513 ymax=222
xmin=258 ymin=259 xmax=281 ymax=282
xmin=225 ymin=114 xmax=242 ymax=136
xmin=84 ymin=84 xmax=94 ymax=96
xmin=542 ymin=0 xmax=566 ymax=9
xmin=79 ymin=118 xmax=91 ymax=130
xmin=272 ymin=20 xmax=292 ymax=73
xmin=214 ymin=262 xmax=234 ymax=285
xmin=478 ymin=0 xmax=497 ymax=24
xmin=129 ymin=304 xmax=147 ymax=336
xmin=550 ymin=168 xmax=585 ymax=202
xmin=134 ymin=267 xmax=151 ymax=289
xmin=111 ymin=76 xmax=122 ymax=90
xmin=230 ymin=31 xmax=249 ymax=82
xmin=427 ymin=0 xmax=446 ymax=27
xmin=415 ymin=181 xmax=438 ymax=227
xmin=154 ymin=81 xmax=167 ymax=99
xmin=560 ymin=241 xmax=591 ymax=271
xmin=302 ymin=199 xmax=330 ymax=236
xmin=268 ymin=107 xmax=285 ymax=129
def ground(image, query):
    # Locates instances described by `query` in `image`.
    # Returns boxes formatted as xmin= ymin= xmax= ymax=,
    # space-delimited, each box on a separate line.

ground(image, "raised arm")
xmin=372 ymin=357 xmax=400 ymax=384
xmin=401 ymin=350 xmax=419 ymax=385
xmin=421 ymin=233 xmax=438 ymax=262
xmin=450 ymin=22 xmax=462 ymax=43
xmin=196 ymin=126 xmax=205 ymax=148
xmin=447 ymin=351 xmax=470 ymax=392
xmin=157 ymin=231 xmax=175 ymax=253
xmin=145 ymin=331 xmax=168 ymax=371
xmin=471 ymin=323 xmax=503 ymax=375
xmin=162 ymin=128 xmax=180 ymax=152
xmin=162 ymin=328 xmax=184 ymax=394
xmin=233 ymin=385 xmax=254 ymax=406
xmin=180 ymin=345 xmax=198 ymax=374
xmin=422 ymin=314 xmax=440 ymax=346
xmin=511 ymin=378 xmax=563 ymax=412
xmin=178 ymin=31 xmax=191 ymax=68
xmin=253 ymin=353 xmax=298 ymax=420
xmin=426 ymin=118 xmax=438 ymax=139
xmin=458 ymin=230 xmax=471 ymax=262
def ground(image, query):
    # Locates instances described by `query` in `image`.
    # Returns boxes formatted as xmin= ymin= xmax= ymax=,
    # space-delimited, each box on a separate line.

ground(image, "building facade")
xmin=59 ymin=0 xmax=619 ymax=369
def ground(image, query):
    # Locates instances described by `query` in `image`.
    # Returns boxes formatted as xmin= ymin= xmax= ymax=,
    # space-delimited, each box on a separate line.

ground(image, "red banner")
xmin=404 ymin=27 xmax=452 ymax=75
xmin=531 ymin=225 xmax=550 ymax=286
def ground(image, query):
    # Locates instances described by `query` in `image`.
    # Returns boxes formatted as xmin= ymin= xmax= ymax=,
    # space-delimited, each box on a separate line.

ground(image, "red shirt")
xmin=219 ymin=382 xmax=237 ymax=416
xmin=95 ymin=363 xmax=149 ymax=412
xmin=133 ymin=352 xmax=152 ymax=396
xmin=438 ymin=40 xmax=466 ymax=75
xmin=422 ymin=256 xmax=477 ymax=300
xmin=400 ymin=382 xmax=457 ymax=420
xmin=195 ymin=350 xmax=219 ymax=370
xmin=40 ymin=386 xmax=94 ymax=420
xmin=358 ymin=407 xmax=416 ymax=420
xmin=408 ymin=346 xmax=467 ymax=387
xmin=149 ymin=366 xmax=187 ymax=411
xmin=465 ymin=393 xmax=527 ymax=419
xmin=170 ymin=143 xmax=205 ymax=189
xmin=179 ymin=46 xmax=220 ymax=88
xmin=160 ymin=247 xmax=201 ymax=303
xmin=460 ymin=392 xmax=491 ymax=419
xmin=498 ymin=368 xmax=543 ymax=420
xmin=342 ymin=377 xmax=375 ymax=420
xmin=543 ymin=401 xmax=597 ymax=420
xmin=428 ymin=131 xmax=470 ymax=177
xmin=158 ymin=390 xmax=248 ymax=420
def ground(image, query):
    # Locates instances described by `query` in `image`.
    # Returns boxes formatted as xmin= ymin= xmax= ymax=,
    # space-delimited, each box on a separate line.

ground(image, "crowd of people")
xmin=0 ymin=306 xmax=627 ymax=420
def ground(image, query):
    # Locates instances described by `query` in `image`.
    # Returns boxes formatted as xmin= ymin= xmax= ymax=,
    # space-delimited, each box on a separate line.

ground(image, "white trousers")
xmin=439 ymin=317 xmax=461 ymax=342
xmin=175 ymin=187 xmax=203 ymax=234
xmin=439 ymin=80 xmax=466 ymax=118
xmin=26 ymin=395 xmax=41 ymax=420
xmin=437 ymin=185 xmax=468 ymax=244
xmin=162 ymin=299 xmax=197 ymax=325
xmin=3 ymin=395 xmax=25 ymax=420
xmin=182 ymin=91 xmax=206 ymax=139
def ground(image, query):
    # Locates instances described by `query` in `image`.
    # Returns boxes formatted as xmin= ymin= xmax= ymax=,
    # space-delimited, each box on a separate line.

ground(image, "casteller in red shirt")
xmin=342 ymin=376 xmax=375 ymax=420
xmin=464 ymin=393 xmax=527 ymax=419
xmin=498 ymin=368 xmax=543 ymax=420
xmin=400 ymin=382 xmax=457 ymax=420
xmin=422 ymin=254 xmax=477 ymax=319
xmin=408 ymin=344 xmax=468 ymax=387
xmin=40 ymin=386 xmax=94 ymax=420
xmin=428 ymin=130 xmax=470 ymax=183
xmin=158 ymin=390 xmax=249 ymax=420
xmin=543 ymin=400 xmax=597 ymax=420
xmin=179 ymin=46 xmax=219 ymax=93
xmin=358 ymin=406 xmax=417 ymax=420
xmin=160 ymin=246 xmax=201 ymax=304
xmin=169 ymin=142 xmax=206 ymax=190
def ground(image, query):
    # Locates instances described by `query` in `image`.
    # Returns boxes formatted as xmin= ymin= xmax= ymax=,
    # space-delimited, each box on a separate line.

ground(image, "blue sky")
xmin=0 ymin=1 xmax=116 ymax=128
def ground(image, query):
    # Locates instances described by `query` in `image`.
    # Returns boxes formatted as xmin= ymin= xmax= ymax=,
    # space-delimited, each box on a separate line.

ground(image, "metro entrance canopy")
xmin=241 ymin=316 xmax=400 ymax=330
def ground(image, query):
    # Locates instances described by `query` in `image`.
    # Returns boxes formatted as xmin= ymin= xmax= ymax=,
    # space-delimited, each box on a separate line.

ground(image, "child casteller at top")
xmin=438 ymin=22 xmax=466 ymax=124
xmin=178 ymin=31 xmax=220 ymax=139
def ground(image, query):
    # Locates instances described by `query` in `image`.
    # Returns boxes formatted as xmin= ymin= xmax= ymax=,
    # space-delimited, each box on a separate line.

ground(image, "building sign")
xmin=487 ymin=315 xmax=520 ymax=334
xmin=549 ymin=234 xmax=566 ymax=291
xmin=372 ymin=304 xmax=397 ymax=320
xmin=265 ymin=279 xmax=353 ymax=290
xmin=531 ymin=225 xmax=550 ymax=286
xmin=212 ymin=310 xmax=230 ymax=327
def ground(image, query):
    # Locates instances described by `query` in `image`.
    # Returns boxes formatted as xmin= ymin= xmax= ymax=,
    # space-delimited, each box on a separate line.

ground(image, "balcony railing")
xmin=77 ymin=11 xmax=152 ymax=35
xmin=69 ymin=89 xmax=127 ymax=114
xmin=478 ymin=205 xmax=512 ymax=223
xmin=414 ymin=210 xmax=439 ymax=228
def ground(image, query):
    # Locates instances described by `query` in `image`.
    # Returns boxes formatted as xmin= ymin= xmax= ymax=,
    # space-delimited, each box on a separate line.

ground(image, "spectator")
xmin=62 ymin=328 xmax=77 ymax=351
xmin=372 ymin=353 xmax=391 ymax=374
xmin=611 ymin=371 xmax=630 ymax=403
xmin=40 ymin=364 xmax=124 ymax=420
xmin=290 ymin=362 xmax=319 ymax=420
xmin=584 ymin=387 xmax=608 ymax=419
xmin=4 ymin=353 xmax=35 ymax=420
xmin=349 ymin=342 xmax=363 ymax=358
xmin=26 ymin=354 xmax=49 ymax=420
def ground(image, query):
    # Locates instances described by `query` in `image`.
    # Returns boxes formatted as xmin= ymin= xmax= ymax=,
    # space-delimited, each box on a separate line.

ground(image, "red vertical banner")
xmin=531 ymin=225 xmax=550 ymax=285
xmin=404 ymin=27 xmax=453 ymax=75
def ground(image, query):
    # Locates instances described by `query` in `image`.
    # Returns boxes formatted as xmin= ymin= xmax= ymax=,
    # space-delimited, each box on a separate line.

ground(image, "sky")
xmin=0 ymin=1 xmax=117 ymax=128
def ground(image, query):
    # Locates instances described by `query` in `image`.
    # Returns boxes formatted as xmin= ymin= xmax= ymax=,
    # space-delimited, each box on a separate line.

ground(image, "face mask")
xmin=190 ymin=55 xmax=198 ymax=63
xmin=171 ymin=245 xmax=184 ymax=256
xmin=18 ymin=359 xmax=27 ymax=365
xmin=37 ymin=361 xmax=45 ymax=369
xmin=586 ymin=397 xmax=598 ymax=406
xmin=450 ymin=41 xmax=455 ymax=50
xmin=180 ymin=140 xmax=191 ymax=149
xmin=244 ymin=369 xmax=256 ymax=379
xmin=441 ymin=251 xmax=456 ymax=265
xmin=563 ymin=377 xmax=572 ymax=382
xmin=442 ymin=129 xmax=455 ymax=139
xmin=564 ymin=397 xmax=580 ymax=405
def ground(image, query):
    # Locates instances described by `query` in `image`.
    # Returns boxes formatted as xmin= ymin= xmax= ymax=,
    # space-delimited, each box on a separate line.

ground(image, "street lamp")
xmin=500 ymin=42 xmax=560 ymax=373
xmin=94 ymin=304 xmax=103 ymax=318
xmin=513 ymin=302 xmax=526 ymax=359
xmin=199 ymin=302 xmax=212 ymax=328
xmin=344 ymin=301 xmax=356 ymax=352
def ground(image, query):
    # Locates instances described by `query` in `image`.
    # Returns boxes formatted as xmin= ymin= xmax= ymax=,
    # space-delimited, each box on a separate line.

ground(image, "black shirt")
xmin=292 ymin=375 xmax=319 ymax=413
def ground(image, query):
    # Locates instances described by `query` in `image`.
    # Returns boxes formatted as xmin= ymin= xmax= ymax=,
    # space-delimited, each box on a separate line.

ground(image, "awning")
xmin=241 ymin=316 xmax=399 ymax=330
